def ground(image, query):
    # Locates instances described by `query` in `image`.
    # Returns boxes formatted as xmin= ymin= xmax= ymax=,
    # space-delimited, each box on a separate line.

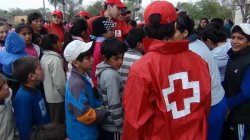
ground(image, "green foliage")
xmin=86 ymin=1 xmax=103 ymax=17
xmin=176 ymin=0 xmax=233 ymax=20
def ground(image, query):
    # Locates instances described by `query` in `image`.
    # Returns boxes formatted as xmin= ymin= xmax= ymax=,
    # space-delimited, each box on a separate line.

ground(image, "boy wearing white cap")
xmin=64 ymin=40 xmax=109 ymax=140
xmin=222 ymin=23 xmax=250 ymax=140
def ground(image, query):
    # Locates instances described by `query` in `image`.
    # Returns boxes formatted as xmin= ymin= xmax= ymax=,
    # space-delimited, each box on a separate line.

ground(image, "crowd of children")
xmin=0 ymin=0 xmax=250 ymax=140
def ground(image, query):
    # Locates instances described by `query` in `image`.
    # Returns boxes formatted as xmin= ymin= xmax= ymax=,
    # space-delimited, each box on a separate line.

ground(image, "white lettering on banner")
xmin=162 ymin=72 xmax=200 ymax=119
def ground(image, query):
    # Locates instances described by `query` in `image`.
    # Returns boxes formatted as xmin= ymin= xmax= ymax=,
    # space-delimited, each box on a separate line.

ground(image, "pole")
xmin=43 ymin=0 xmax=46 ymax=20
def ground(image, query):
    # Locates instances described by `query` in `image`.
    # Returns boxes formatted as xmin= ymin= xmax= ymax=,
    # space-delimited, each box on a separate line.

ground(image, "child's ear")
xmin=183 ymin=29 xmax=189 ymax=38
xmin=72 ymin=60 xmax=79 ymax=67
xmin=136 ymin=42 xmax=143 ymax=49
xmin=28 ymin=73 xmax=35 ymax=81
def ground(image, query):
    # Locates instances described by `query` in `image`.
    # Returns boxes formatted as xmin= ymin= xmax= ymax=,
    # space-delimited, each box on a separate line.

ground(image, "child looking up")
xmin=12 ymin=56 xmax=50 ymax=140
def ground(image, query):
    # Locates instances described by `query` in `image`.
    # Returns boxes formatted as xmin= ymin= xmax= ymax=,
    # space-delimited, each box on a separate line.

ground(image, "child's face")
xmin=104 ymin=53 xmax=124 ymax=70
xmin=19 ymin=27 xmax=32 ymax=44
xmin=0 ymin=78 xmax=9 ymax=100
xmin=0 ymin=25 xmax=8 ymax=42
xmin=52 ymin=15 xmax=62 ymax=25
xmin=32 ymin=61 xmax=45 ymax=84
xmin=31 ymin=18 xmax=44 ymax=33
xmin=76 ymin=55 xmax=94 ymax=73
xmin=231 ymin=32 xmax=250 ymax=52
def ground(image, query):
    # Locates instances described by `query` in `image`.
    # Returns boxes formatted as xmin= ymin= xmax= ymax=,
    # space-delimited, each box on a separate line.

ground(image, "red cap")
xmin=105 ymin=0 xmax=125 ymax=8
xmin=144 ymin=1 xmax=177 ymax=25
xmin=52 ymin=10 xmax=63 ymax=18
xmin=78 ymin=11 xmax=91 ymax=18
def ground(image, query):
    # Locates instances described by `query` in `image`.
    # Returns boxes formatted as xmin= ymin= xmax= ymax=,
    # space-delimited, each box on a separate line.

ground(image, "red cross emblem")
xmin=162 ymin=72 xmax=200 ymax=119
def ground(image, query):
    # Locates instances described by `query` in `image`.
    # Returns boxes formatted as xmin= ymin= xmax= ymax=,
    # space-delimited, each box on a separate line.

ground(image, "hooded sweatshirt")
xmin=211 ymin=38 xmax=231 ymax=81
xmin=0 ymin=32 xmax=27 ymax=77
xmin=95 ymin=62 xmax=124 ymax=134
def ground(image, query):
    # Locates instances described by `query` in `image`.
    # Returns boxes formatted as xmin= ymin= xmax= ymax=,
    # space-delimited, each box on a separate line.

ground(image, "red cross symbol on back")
xmin=162 ymin=72 xmax=200 ymax=119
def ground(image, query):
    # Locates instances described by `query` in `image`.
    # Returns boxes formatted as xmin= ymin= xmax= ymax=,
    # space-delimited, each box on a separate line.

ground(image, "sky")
xmin=0 ymin=0 xmax=197 ymax=11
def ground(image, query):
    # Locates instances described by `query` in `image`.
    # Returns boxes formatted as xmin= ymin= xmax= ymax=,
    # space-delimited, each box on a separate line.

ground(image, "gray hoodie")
xmin=95 ymin=62 xmax=124 ymax=134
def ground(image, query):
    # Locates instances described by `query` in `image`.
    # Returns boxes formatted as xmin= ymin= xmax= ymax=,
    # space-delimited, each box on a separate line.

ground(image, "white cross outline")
xmin=162 ymin=72 xmax=200 ymax=119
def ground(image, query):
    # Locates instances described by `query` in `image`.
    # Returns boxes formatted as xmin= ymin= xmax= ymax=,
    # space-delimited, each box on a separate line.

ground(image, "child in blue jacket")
xmin=12 ymin=56 xmax=50 ymax=140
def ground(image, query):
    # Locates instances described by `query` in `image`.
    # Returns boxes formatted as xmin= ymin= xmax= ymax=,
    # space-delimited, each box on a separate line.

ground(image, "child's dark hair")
xmin=12 ymin=56 xmax=39 ymax=84
xmin=27 ymin=12 xmax=43 ymax=25
xmin=211 ymin=18 xmax=224 ymax=26
xmin=0 ymin=20 xmax=7 ymax=26
xmin=200 ymin=18 xmax=209 ymax=23
xmin=144 ymin=14 xmax=175 ymax=40
xmin=76 ymin=43 xmax=95 ymax=62
xmin=101 ymin=38 xmax=128 ymax=60
xmin=176 ymin=13 xmax=195 ymax=36
xmin=126 ymin=28 xmax=146 ymax=49
xmin=15 ymin=24 xmax=33 ymax=34
xmin=232 ymin=26 xmax=250 ymax=41
xmin=201 ymin=22 xmax=228 ymax=44
xmin=63 ymin=18 xmax=88 ymax=49
xmin=30 ymin=123 xmax=66 ymax=140
xmin=40 ymin=34 xmax=59 ymax=51
xmin=129 ymin=20 xmax=137 ymax=28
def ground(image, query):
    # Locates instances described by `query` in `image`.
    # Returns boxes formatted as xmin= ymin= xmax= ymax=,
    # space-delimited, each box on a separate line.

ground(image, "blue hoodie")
xmin=0 ymin=32 xmax=27 ymax=77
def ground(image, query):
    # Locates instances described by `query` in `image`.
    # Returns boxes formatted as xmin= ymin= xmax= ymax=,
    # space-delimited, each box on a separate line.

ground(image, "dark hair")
xmin=76 ymin=44 xmax=95 ymax=62
xmin=15 ymin=24 xmax=33 ymax=34
xmin=128 ymin=20 xmax=137 ymax=28
xmin=201 ymin=22 xmax=228 ymax=44
xmin=200 ymin=18 xmax=209 ymax=23
xmin=225 ymin=19 xmax=234 ymax=26
xmin=30 ymin=123 xmax=66 ymax=140
xmin=12 ymin=57 xmax=39 ymax=84
xmin=101 ymin=38 xmax=128 ymax=59
xmin=176 ymin=13 xmax=195 ymax=36
xmin=232 ymin=26 xmax=250 ymax=41
xmin=27 ymin=12 xmax=43 ymax=25
xmin=126 ymin=28 xmax=146 ymax=49
xmin=144 ymin=14 xmax=175 ymax=40
xmin=40 ymin=34 xmax=59 ymax=51
xmin=0 ymin=21 xmax=7 ymax=26
xmin=211 ymin=18 xmax=224 ymax=26
xmin=63 ymin=18 xmax=88 ymax=49
xmin=92 ymin=17 xmax=109 ymax=37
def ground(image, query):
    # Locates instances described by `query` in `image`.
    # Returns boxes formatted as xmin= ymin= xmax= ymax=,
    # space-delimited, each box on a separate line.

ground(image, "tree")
xmin=234 ymin=0 xmax=250 ymax=22
xmin=176 ymin=0 xmax=233 ymax=20
xmin=86 ymin=1 xmax=103 ymax=17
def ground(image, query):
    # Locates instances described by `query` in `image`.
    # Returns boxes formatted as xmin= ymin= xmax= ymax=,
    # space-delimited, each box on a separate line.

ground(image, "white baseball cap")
xmin=64 ymin=40 xmax=93 ymax=63
xmin=232 ymin=23 xmax=250 ymax=36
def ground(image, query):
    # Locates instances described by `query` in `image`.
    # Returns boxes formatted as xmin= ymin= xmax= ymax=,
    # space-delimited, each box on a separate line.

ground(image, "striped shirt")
xmin=119 ymin=49 xmax=142 ymax=86
xmin=96 ymin=62 xmax=124 ymax=134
